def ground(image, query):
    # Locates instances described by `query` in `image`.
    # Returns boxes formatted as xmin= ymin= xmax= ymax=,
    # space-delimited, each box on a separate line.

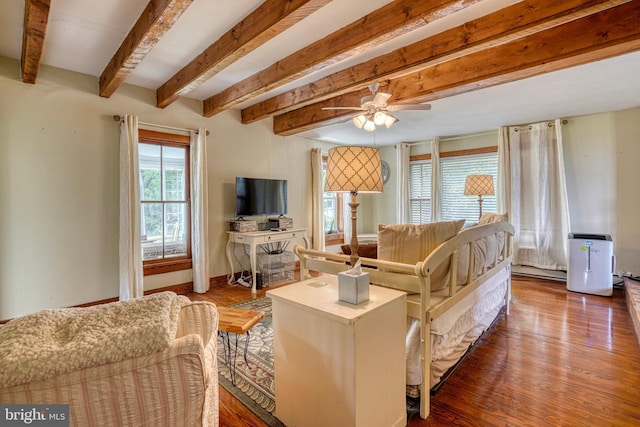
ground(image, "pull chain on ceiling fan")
xmin=322 ymin=83 xmax=431 ymax=131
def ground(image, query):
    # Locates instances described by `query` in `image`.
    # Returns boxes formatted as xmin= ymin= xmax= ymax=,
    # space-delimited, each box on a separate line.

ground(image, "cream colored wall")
xmin=0 ymin=56 xmax=327 ymax=319
xmin=613 ymin=108 xmax=640 ymax=274
xmin=368 ymin=146 xmax=397 ymax=229
xmin=563 ymin=108 xmax=640 ymax=274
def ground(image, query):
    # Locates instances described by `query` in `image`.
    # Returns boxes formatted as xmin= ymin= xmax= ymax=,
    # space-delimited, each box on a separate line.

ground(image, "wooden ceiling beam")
xmin=243 ymin=0 xmax=631 ymax=124
xmin=202 ymin=0 xmax=483 ymax=117
xmin=273 ymin=1 xmax=640 ymax=135
xmin=99 ymin=0 xmax=194 ymax=98
xmin=21 ymin=0 xmax=50 ymax=84
xmin=156 ymin=0 xmax=331 ymax=109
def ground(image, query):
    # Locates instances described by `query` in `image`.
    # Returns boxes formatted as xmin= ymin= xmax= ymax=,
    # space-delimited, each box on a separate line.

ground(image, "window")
xmin=409 ymin=148 xmax=498 ymax=225
xmin=322 ymin=159 xmax=343 ymax=243
xmin=138 ymin=130 xmax=191 ymax=275
xmin=409 ymin=160 xmax=432 ymax=224
xmin=440 ymin=152 xmax=497 ymax=224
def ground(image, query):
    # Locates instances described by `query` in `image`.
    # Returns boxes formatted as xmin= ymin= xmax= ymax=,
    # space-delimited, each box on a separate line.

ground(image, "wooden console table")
xmin=267 ymin=276 xmax=406 ymax=427
xmin=225 ymin=228 xmax=309 ymax=294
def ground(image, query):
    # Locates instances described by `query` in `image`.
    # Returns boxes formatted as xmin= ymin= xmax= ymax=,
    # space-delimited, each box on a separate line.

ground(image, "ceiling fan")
xmin=322 ymin=83 xmax=431 ymax=131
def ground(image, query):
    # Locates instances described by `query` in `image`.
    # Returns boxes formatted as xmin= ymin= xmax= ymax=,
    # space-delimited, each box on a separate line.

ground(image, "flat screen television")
xmin=235 ymin=177 xmax=288 ymax=217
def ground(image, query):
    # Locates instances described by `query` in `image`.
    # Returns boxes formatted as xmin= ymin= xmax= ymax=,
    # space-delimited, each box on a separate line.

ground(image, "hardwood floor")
xmin=187 ymin=281 xmax=290 ymax=427
xmin=191 ymin=275 xmax=640 ymax=426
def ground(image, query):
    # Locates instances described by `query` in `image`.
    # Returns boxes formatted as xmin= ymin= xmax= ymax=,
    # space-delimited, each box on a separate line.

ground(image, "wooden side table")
xmin=217 ymin=306 xmax=265 ymax=385
xmin=267 ymin=277 xmax=407 ymax=427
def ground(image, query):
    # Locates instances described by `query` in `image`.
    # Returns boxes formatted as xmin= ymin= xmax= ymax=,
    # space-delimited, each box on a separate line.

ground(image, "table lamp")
xmin=325 ymin=146 xmax=383 ymax=266
xmin=464 ymin=174 xmax=495 ymax=220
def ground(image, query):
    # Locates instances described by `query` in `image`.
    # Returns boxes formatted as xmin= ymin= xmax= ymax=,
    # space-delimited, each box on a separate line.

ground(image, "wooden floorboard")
xmin=188 ymin=280 xmax=292 ymax=427
xmin=190 ymin=275 xmax=640 ymax=426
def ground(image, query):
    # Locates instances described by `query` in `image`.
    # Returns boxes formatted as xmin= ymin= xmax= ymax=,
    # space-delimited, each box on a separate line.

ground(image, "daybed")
xmin=294 ymin=218 xmax=514 ymax=419
xmin=0 ymin=291 xmax=219 ymax=427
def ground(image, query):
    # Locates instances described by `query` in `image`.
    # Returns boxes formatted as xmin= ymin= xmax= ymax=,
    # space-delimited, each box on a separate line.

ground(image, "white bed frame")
xmin=294 ymin=221 xmax=514 ymax=419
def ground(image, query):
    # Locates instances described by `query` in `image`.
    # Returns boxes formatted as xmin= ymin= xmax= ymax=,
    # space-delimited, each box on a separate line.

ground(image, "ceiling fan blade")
xmin=372 ymin=91 xmax=392 ymax=106
xmin=387 ymin=103 xmax=431 ymax=111
xmin=321 ymin=106 xmax=367 ymax=111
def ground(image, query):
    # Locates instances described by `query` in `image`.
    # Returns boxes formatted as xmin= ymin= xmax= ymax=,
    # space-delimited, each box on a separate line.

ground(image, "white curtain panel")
xmin=396 ymin=143 xmax=410 ymax=224
xmin=508 ymin=119 xmax=571 ymax=270
xmin=310 ymin=148 xmax=325 ymax=251
xmin=119 ymin=115 xmax=143 ymax=300
xmin=430 ymin=138 xmax=441 ymax=222
xmin=190 ymin=129 xmax=210 ymax=293
xmin=497 ymin=127 xmax=511 ymax=215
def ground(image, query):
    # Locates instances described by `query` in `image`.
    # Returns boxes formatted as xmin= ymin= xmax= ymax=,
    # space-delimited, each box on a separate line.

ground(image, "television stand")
xmin=225 ymin=228 xmax=309 ymax=294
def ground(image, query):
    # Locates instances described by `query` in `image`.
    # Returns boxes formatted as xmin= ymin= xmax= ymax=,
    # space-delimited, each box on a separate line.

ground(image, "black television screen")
xmin=236 ymin=177 xmax=288 ymax=217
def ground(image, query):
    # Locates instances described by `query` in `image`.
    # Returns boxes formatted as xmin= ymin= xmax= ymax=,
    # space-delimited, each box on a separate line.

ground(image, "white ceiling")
xmin=2 ymin=0 xmax=639 ymax=146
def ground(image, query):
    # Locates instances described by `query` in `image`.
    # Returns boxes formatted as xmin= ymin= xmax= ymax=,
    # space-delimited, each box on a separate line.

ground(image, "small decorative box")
xmin=269 ymin=217 xmax=294 ymax=229
xmin=230 ymin=220 xmax=258 ymax=232
xmin=338 ymin=271 xmax=370 ymax=304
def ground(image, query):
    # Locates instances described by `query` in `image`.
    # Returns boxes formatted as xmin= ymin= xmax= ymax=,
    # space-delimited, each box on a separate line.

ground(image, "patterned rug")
xmin=217 ymin=297 xmax=284 ymax=427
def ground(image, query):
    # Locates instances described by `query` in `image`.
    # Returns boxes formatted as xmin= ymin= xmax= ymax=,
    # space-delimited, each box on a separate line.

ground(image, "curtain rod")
xmin=405 ymin=119 xmax=570 ymax=146
xmin=112 ymin=115 xmax=209 ymax=136
xmin=512 ymin=119 xmax=569 ymax=131
xmin=406 ymin=130 xmax=498 ymax=146
xmin=438 ymin=130 xmax=498 ymax=142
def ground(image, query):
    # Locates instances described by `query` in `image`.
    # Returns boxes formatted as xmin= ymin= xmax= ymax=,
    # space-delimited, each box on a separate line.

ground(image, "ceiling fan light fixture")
xmin=325 ymin=83 xmax=431 ymax=132
xmin=384 ymin=114 xmax=398 ymax=128
xmin=373 ymin=111 xmax=387 ymax=126
xmin=353 ymin=114 xmax=367 ymax=129
xmin=363 ymin=118 xmax=376 ymax=132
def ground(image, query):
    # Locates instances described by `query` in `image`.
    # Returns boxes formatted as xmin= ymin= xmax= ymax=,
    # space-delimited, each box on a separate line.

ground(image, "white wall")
xmin=0 ymin=56 xmax=329 ymax=319
xmin=563 ymin=108 xmax=640 ymax=274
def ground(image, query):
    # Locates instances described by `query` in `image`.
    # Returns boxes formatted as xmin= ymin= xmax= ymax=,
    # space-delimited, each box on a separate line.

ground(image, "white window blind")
xmin=409 ymin=160 xmax=432 ymax=224
xmin=440 ymin=152 xmax=498 ymax=223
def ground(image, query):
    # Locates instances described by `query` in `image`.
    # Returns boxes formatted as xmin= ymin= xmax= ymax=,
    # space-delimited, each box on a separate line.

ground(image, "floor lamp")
xmin=325 ymin=146 xmax=383 ymax=266
xmin=464 ymin=174 xmax=495 ymax=220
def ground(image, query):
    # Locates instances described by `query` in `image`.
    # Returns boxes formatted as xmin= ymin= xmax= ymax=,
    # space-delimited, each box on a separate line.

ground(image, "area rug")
xmin=217 ymin=297 xmax=284 ymax=427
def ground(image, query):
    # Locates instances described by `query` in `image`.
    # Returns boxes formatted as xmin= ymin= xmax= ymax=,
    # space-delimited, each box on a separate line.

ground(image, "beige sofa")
xmin=0 ymin=292 xmax=219 ymax=427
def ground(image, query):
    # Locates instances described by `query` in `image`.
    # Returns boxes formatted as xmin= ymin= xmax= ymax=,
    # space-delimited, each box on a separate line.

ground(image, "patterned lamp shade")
xmin=464 ymin=174 xmax=495 ymax=196
xmin=325 ymin=146 xmax=383 ymax=193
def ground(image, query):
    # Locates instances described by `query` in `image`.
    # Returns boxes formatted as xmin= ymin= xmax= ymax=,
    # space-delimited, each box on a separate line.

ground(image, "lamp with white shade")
xmin=464 ymin=174 xmax=495 ymax=220
xmin=325 ymin=146 xmax=383 ymax=266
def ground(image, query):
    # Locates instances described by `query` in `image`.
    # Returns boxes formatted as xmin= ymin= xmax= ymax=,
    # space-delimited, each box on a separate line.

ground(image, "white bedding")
xmin=406 ymin=266 xmax=509 ymax=387
xmin=431 ymin=266 xmax=509 ymax=335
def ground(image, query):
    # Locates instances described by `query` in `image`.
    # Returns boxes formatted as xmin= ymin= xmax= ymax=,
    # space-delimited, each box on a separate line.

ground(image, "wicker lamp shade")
xmin=464 ymin=174 xmax=494 ymax=220
xmin=325 ymin=146 xmax=383 ymax=194
xmin=464 ymin=174 xmax=495 ymax=196
xmin=325 ymin=145 xmax=382 ymax=267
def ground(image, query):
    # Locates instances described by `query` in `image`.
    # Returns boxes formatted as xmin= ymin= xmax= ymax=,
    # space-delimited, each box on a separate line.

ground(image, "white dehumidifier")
xmin=567 ymin=233 xmax=614 ymax=296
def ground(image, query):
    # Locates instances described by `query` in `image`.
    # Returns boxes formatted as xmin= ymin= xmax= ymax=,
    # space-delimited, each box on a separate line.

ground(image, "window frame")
xmin=138 ymin=129 xmax=192 ymax=276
